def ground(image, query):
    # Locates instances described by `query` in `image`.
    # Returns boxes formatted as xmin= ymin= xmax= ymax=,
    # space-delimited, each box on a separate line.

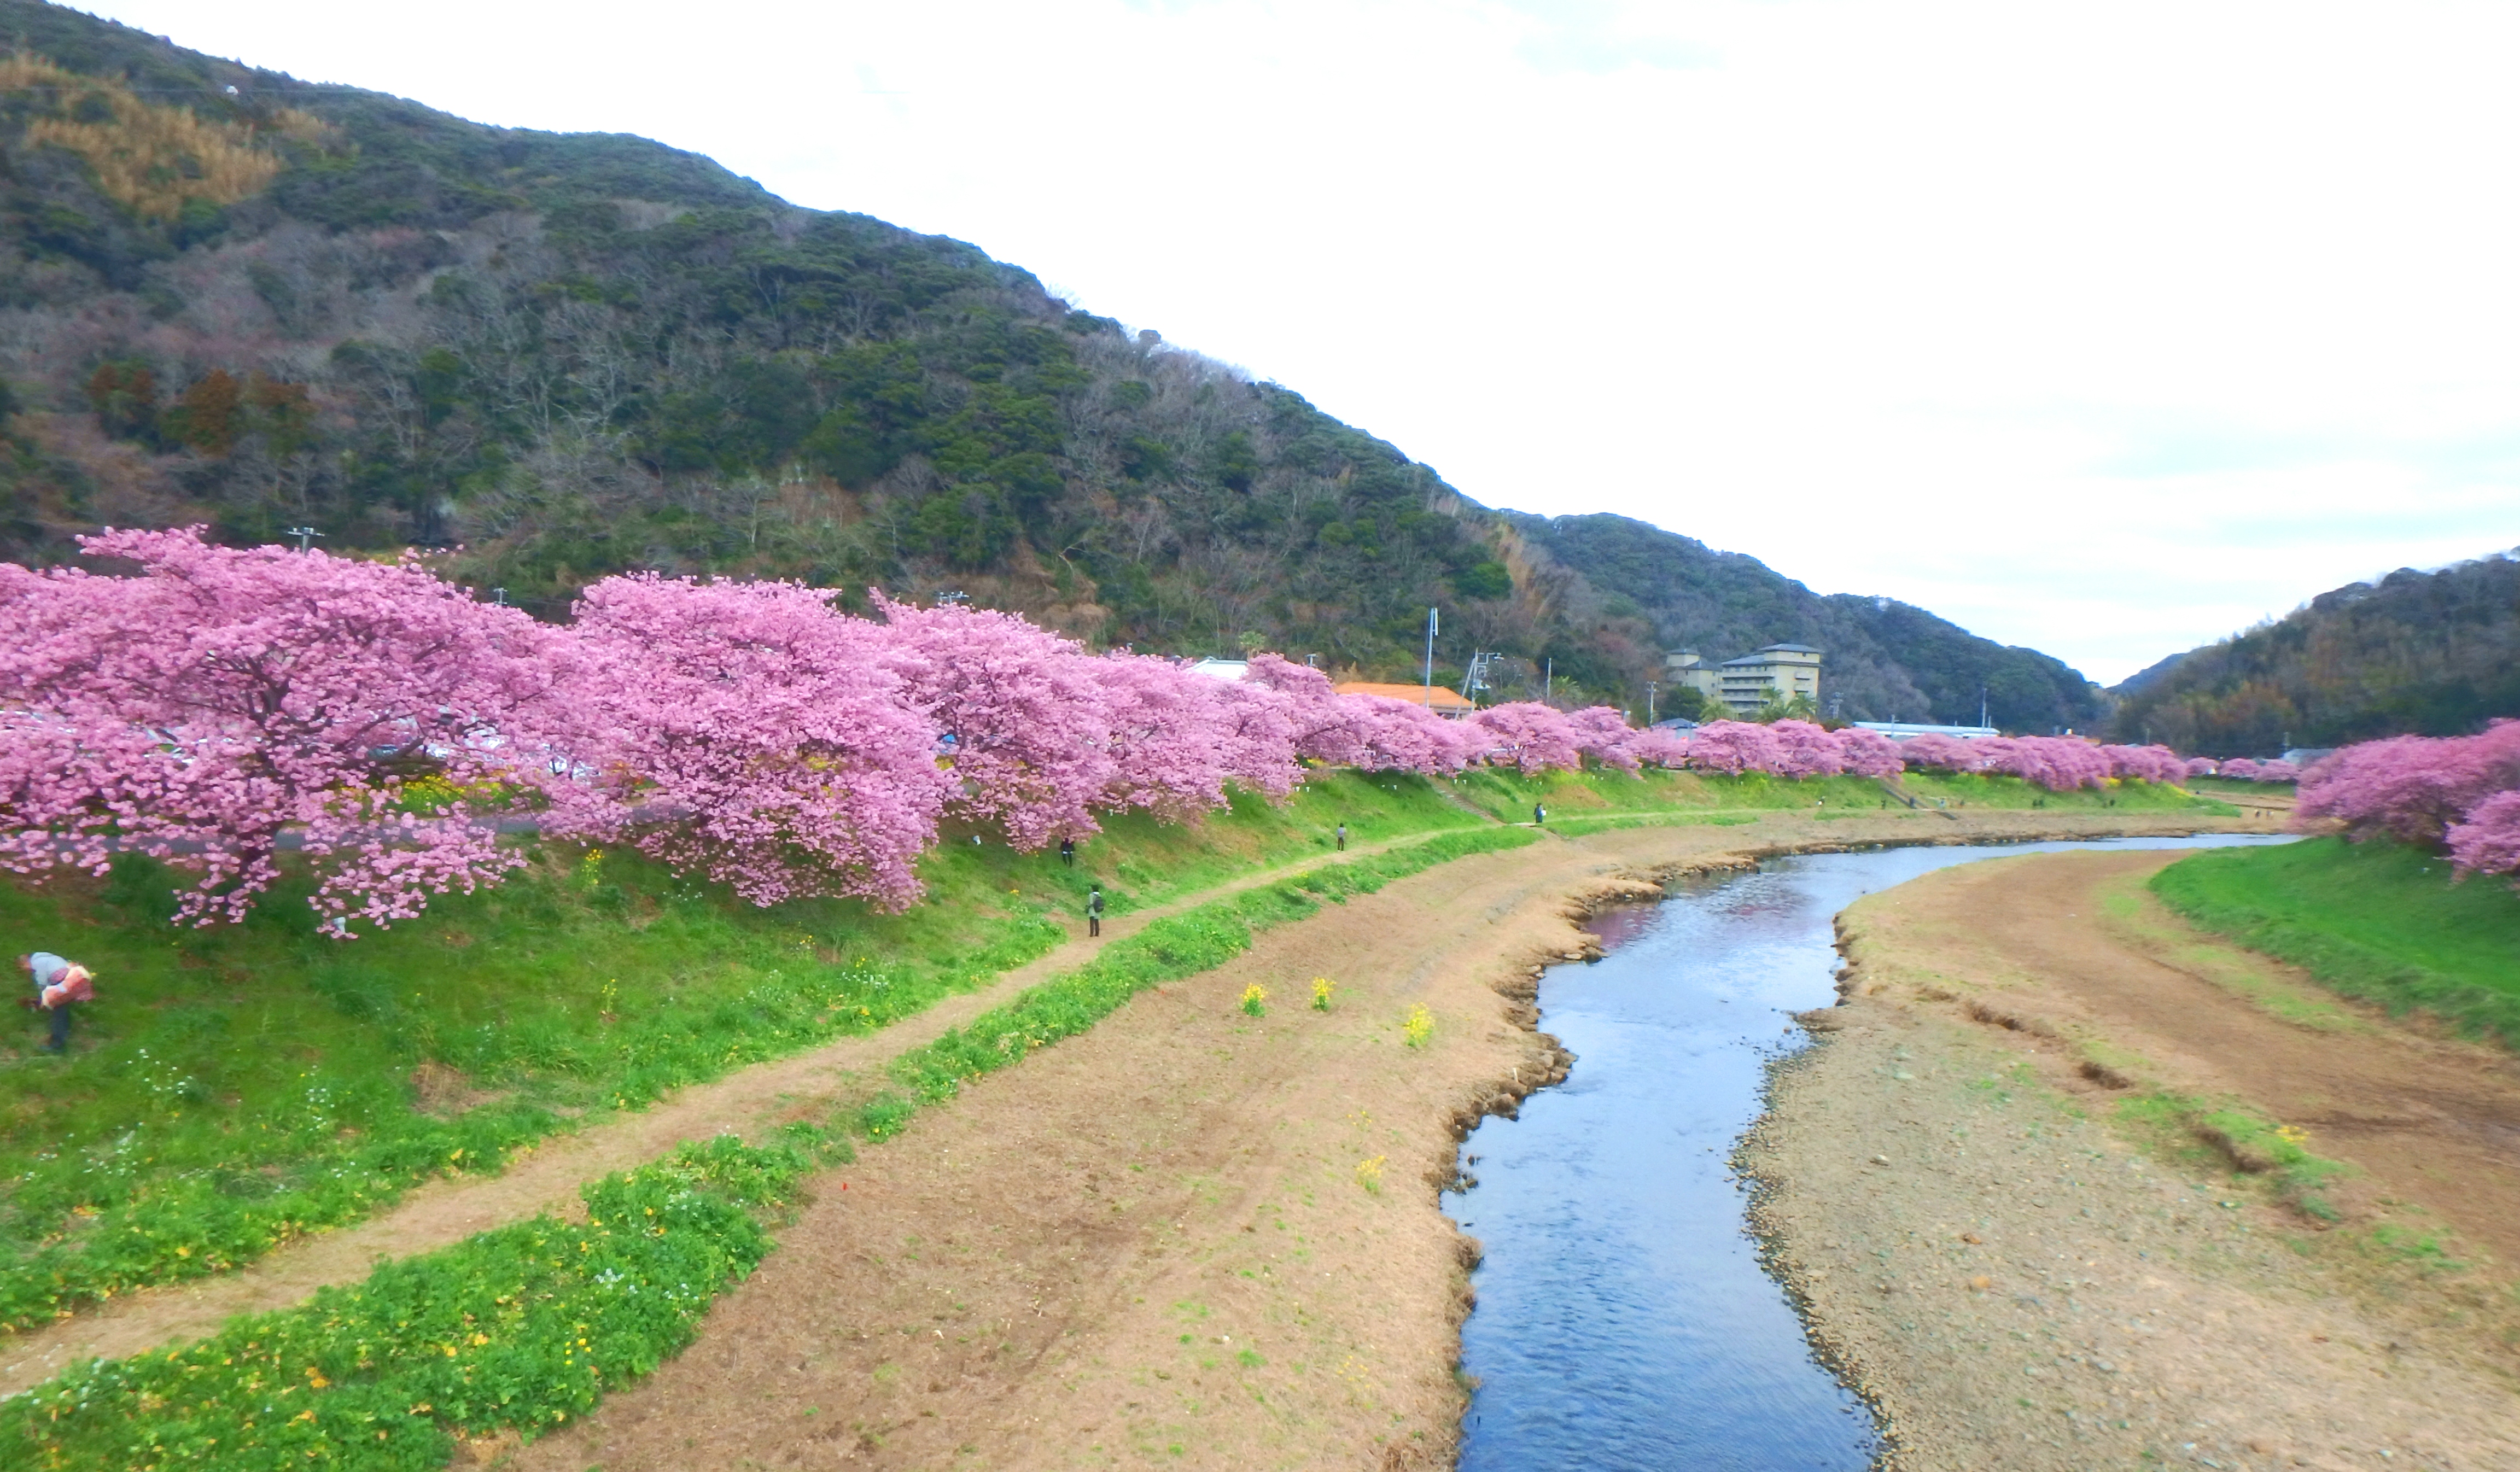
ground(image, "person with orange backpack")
xmin=19 ymin=953 xmax=93 ymax=1055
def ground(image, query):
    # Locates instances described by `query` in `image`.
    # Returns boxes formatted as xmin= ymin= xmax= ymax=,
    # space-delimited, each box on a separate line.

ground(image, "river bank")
xmin=459 ymin=809 xmax=2250 ymax=1471
xmin=1745 ymin=849 xmax=2520 ymax=1472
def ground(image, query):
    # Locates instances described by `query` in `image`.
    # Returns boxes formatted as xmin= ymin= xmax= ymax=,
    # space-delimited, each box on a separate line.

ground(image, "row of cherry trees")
xmin=1 ymin=531 xmax=2217 ymax=934
xmin=2295 ymin=721 xmax=2520 ymax=883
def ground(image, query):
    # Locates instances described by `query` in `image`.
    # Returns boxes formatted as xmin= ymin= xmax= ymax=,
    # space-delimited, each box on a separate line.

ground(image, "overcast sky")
xmin=80 ymin=0 xmax=2520 ymax=682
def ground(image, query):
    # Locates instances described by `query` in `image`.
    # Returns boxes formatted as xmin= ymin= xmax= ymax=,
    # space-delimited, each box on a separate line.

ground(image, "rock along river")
xmin=1446 ymin=834 xmax=2296 ymax=1472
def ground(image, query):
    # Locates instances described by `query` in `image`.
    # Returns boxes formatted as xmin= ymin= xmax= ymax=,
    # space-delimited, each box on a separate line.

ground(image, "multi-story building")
xmin=1665 ymin=644 xmax=1822 ymax=717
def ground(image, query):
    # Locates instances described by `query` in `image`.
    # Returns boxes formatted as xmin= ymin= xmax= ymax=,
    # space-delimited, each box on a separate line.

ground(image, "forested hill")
xmin=2108 ymin=550 xmax=2520 ymax=756
xmin=1503 ymin=514 xmax=2105 ymax=732
xmin=0 ymin=0 xmax=2087 ymax=723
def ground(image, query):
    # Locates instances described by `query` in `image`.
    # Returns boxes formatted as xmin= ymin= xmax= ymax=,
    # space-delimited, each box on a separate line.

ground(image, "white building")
xmin=1852 ymin=721 xmax=2000 ymax=741
xmin=1666 ymin=645 xmax=1824 ymax=716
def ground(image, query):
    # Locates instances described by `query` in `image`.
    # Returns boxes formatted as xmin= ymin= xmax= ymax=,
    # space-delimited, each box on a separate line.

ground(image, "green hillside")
xmin=2 ymin=0 xmax=2084 ymax=719
xmin=2110 ymin=550 xmax=2520 ymax=753
xmin=1506 ymin=512 xmax=2106 ymax=731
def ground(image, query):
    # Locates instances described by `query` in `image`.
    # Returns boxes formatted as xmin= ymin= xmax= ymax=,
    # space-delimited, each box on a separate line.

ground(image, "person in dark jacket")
xmin=1060 ymin=837 xmax=1076 ymax=868
xmin=1087 ymin=885 xmax=1103 ymax=938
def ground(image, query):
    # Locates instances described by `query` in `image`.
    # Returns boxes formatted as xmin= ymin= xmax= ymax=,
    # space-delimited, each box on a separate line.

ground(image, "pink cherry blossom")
xmin=867 ymin=593 xmax=1121 ymax=851
xmin=2295 ymin=722 xmax=2520 ymax=842
xmin=2446 ymin=789 xmax=2520 ymax=881
xmin=1466 ymin=702 xmax=1586 ymax=775
xmin=1766 ymin=720 xmax=1847 ymax=780
xmin=541 ymin=575 xmax=950 ymax=910
xmin=0 ymin=527 xmax=562 ymax=933
xmin=1833 ymin=726 xmax=1906 ymax=779
xmin=1684 ymin=720 xmax=1785 ymax=776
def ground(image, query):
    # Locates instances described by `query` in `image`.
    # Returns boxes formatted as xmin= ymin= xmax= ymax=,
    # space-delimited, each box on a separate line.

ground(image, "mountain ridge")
xmin=2107 ymin=549 xmax=2520 ymax=754
xmin=0 ymin=0 xmax=2099 ymax=725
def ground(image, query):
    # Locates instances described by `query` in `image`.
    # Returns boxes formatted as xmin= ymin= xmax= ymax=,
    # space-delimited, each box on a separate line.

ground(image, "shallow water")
xmin=1448 ymin=834 xmax=2295 ymax=1471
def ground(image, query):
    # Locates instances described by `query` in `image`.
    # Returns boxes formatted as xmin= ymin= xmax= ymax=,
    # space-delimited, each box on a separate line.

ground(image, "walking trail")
xmin=0 ymin=822 xmax=1488 ymax=1391
xmin=0 ymin=808 xmax=2238 ymax=1421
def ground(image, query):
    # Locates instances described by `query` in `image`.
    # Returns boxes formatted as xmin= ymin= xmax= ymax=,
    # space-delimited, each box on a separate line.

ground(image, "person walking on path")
xmin=1335 ymin=822 xmax=1347 ymax=852
xmin=19 ymin=953 xmax=92 ymax=1054
xmin=1060 ymin=837 xmax=1076 ymax=868
xmin=1533 ymin=803 xmax=1547 ymax=827
xmin=1087 ymin=884 xmax=1103 ymax=938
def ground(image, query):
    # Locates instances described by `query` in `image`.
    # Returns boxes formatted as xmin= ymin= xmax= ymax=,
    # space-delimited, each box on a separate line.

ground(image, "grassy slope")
xmin=0 ymin=770 xmax=1473 ymax=1323
xmin=2150 ymin=837 xmax=2520 ymax=1044
xmin=1 ymin=828 xmax=1543 ymax=1471
xmin=0 ymin=762 xmax=2220 ymax=1322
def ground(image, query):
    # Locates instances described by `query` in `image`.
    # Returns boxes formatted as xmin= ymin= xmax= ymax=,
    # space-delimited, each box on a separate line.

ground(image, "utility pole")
xmin=1422 ymin=607 xmax=1438 ymax=709
xmin=1979 ymin=684 xmax=1989 ymax=731
xmin=492 ymin=587 xmax=508 ymax=606
xmin=1646 ymin=680 xmax=1658 ymax=726
xmin=1544 ymin=658 xmax=1553 ymax=705
xmin=285 ymin=525 xmax=324 ymax=552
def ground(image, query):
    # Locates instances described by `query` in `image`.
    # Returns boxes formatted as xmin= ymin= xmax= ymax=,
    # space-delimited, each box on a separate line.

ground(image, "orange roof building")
xmin=1333 ymin=681 xmax=1477 ymax=716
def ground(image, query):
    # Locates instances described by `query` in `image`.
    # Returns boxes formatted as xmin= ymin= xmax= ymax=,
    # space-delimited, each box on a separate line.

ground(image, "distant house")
xmin=1667 ymin=644 xmax=1823 ymax=717
xmin=1333 ymin=681 xmax=1477 ymax=717
xmin=1852 ymin=721 xmax=2000 ymax=741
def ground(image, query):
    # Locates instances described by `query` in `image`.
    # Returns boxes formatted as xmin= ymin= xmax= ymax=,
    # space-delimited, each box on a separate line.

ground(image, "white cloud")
xmin=79 ymin=0 xmax=2520 ymax=681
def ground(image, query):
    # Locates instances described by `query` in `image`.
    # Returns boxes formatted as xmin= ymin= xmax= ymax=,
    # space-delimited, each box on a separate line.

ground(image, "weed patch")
xmin=0 ymin=1136 xmax=806 ymax=1471
xmin=2115 ymin=1090 xmax=2351 ymax=1221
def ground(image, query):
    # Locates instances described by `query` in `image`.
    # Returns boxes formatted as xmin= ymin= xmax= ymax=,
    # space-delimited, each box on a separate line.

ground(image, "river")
xmin=1446 ymin=834 xmax=2295 ymax=1471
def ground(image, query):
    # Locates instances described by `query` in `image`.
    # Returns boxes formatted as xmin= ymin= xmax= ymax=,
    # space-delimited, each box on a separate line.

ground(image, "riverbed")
xmin=1448 ymin=835 xmax=2295 ymax=1471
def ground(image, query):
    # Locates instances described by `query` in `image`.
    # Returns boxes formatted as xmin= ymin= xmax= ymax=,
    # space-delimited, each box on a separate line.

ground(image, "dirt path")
xmin=459 ymin=811 xmax=2227 ymax=1472
xmin=0 ymin=825 xmax=1488 ymax=1393
xmin=1747 ymin=848 xmax=2520 ymax=1472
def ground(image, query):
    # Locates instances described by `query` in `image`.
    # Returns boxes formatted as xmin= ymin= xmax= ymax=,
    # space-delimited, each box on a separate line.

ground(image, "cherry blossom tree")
xmin=1685 ymin=720 xmax=1785 ymax=776
xmin=1087 ymin=651 xmax=1245 ymax=821
xmin=1467 ymin=702 xmax=1586 ymax=775
xmin=1625 ymin=725 xmax=1695 ymax=770
xmin=867 ymin=594 xmax=1120 ymax=851
xmin=544 ymin=575 xmax=950 ymax=910
xmin=1896 ymin=732 xmax=1983 ymax=775
xmin=2295 ymin=723 xmax=2520 ymax=842
xmin=1833 ymin=726 xmax=1906 ymax=779
xmin=1767 ymin=719 xmax=1847 ymax=779
xmin=2099 ymin=744 xmax=2188 ymax=785
xmin=2446 ymin=790 xmax=2520 ymax=883
xmin=0 ymin=527 xmax=560 ymax=933
xmin=1344 ymin=694 xmax=1482 ymax=774
xmin=1244 ymin=655 xmax=1369 ymax=768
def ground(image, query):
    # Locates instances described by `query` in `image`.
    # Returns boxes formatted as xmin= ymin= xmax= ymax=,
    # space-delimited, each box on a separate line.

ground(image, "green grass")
xmin=0 ymin=770 xmax=1475 ymax=1325
xmin=2114 ymin=1090 xmax=2353 ymax=1220
xmin=2150 ymin=837 xmax=2520 ymax=1045
xmin=2186 ymin=776 xmax=2297 ymax=798
xmin=872 ymin=826 xmax=1538 ymax=1125
xmin=0 ymin=1135 xmax=812 ymax=1471
xmin=0 ymin=822 xmax=1547 ymax=1470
